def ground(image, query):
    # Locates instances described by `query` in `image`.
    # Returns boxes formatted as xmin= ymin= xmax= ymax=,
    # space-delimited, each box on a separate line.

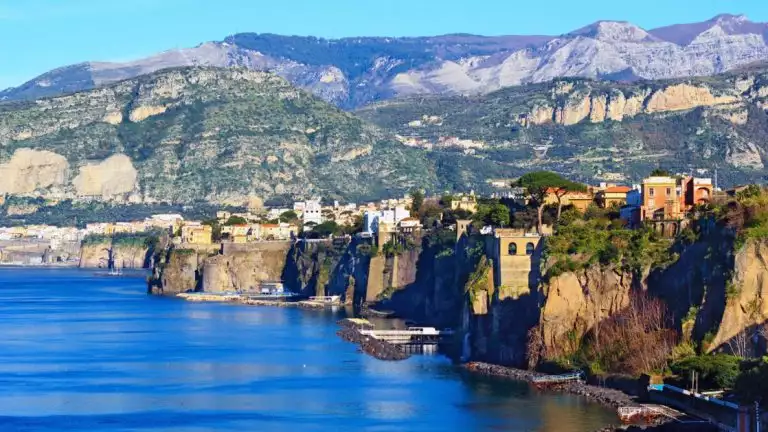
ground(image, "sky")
xmin=0 ymin=0 xmax=767 ymax=89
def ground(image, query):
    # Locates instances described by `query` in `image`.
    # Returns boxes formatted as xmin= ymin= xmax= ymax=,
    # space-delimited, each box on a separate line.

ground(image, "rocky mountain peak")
xmin=569 ymin=20 xmax=655 ymax=42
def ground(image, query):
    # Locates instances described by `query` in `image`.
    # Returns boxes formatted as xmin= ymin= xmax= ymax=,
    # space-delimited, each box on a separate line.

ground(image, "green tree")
xmin=279 ymin=210 xmax=299 ymax=224
xmin=516 ymin=171 xmax=581 ymax=233
xmin=650 ymin=168 xmax=672 ymax=177
xmin=202 ymin=218 xmax=222 ymax=241
xmin=224 ymin=215 xmax=248 ymax=226
xmin=410 ymin=189 xmax=425 ymax=216
xmin=440 ymin=194 xmax=455 ymax=208
xmin=313 ymin=221 xmax=340 ymax=237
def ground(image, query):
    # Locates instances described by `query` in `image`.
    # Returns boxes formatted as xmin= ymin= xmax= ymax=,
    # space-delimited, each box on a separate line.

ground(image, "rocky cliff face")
xmin=3 ymin=15 xmax=767 ymax=108
xmin=79 ymin=242 xmax=149 ymax=269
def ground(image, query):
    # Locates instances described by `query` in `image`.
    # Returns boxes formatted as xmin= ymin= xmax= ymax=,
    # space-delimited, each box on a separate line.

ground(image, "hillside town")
xmin=0 ymin=169 xmax=733 ymax=265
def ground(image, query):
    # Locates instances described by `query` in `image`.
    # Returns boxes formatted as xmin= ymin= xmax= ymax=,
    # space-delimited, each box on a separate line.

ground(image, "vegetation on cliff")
xmin=0 ymin=67 xmax=514 ymax=205
xmin=544 ymin=207 xmax=674 ymax=279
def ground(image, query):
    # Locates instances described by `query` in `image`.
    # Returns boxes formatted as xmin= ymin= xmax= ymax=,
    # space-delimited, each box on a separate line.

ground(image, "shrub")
xmin=670 ymin=354 xmax=741 ymax=390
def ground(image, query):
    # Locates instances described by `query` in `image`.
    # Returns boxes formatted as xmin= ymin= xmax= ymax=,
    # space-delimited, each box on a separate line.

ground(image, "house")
xmin=641 ymin=176 xmax=681 ymax=221
xmin=181 ymin=225 xmax=213 ymax=245
xmin=302 ymin=199 xmax=323 ymax=227
xmin=451 ymin=193 xmax=478 ymax=213
xmin=597 ymin=185 xmax=633 ymax=208
xmin=398 ymin=217 xmax=421 ymax=234
xmin=230 ymin=225 xmax=250 ymax=244
xmin=545 ymin=188 xmax=595 ymax=212
xmin=640 ymin=175 xmax=713 ymax=221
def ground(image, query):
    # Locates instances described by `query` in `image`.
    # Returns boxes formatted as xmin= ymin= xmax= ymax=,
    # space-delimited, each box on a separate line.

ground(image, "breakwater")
xmin=336 ymin=319 xmax=409 ymax=361
xmin=464 ymin=362 xmax=637 ymax=410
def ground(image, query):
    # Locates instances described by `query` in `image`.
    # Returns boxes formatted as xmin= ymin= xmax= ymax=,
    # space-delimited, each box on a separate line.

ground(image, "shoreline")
xmin=463 ymin=362 xmax=638 ymax=410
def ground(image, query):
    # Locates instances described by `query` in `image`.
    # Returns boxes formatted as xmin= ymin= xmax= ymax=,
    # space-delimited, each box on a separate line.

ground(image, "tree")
xmin=410 ymin=189 xmax=425 ymax=216
xmin=278 ymin=210 xmax=299 ymax=224
xmin=440 ymin=194 xmax=455 ymax=209
xmin=313 ymin=221 xmax=340 ymax=237
xmin=516 ymin=171 xmax=582 ymax=233
xmin=650 ymin=168 xmax=671 ymax=177
xmin=224 ymin=215 xmax=248 ymax=226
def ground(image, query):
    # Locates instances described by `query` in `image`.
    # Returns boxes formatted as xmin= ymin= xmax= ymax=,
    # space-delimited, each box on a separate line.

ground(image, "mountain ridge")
xmin=3 ymin=14 xmax=768 ymax=108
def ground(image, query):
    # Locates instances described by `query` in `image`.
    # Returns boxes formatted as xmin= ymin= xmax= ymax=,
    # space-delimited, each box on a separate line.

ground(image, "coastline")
xmin=463 ymin=362 xmax=638 ymax=410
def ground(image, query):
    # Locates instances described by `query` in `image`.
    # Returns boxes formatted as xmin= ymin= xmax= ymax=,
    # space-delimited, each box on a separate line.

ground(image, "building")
xmin=640 ymin=175 xmax=713 ymax=221
xmin=682 ymin=176 xmax=713 ymax=209
xmin=492 ymin=228 xmax=544 ymax=300
xmin=230 ymin=225 xmax=250 ymax=244
xmin=544 ymin=188 xmax=595 ymax=212
xmin=181 ymin=224 xmax=213 ymax=245
xmin=641 ymin=176 xmax=681 ymax=221
xmin=597 ymin=186 xmax=632 ymax=208
xmin=398 ymin=217 xmax=421 ymax=234
xmin=451 ymin=193 xmax=478 ymax=213
xmin=302 ymin=199 xmax=323 ymax=227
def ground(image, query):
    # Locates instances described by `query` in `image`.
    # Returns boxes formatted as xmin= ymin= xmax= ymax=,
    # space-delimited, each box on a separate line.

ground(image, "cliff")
xmin=79 ymin=242 xmax=149 ymax=269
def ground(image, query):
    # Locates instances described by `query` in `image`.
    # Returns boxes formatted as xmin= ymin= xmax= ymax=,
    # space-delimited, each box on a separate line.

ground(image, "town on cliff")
xmin=3 ymin=168 xmax=768 ymax=430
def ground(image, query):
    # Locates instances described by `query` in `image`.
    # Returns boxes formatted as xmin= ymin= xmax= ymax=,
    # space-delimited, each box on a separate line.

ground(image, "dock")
xmin=359 ymin=327 xmax=454 ymax=344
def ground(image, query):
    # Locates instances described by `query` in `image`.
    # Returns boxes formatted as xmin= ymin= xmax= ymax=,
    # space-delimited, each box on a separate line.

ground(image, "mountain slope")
xmin=357 ymin=64 xmax=768 ymax=187
xmin=2 ymin=15 xmax=768 ymax=108
xmin=0 ymin=67 xmax=512 ymax=205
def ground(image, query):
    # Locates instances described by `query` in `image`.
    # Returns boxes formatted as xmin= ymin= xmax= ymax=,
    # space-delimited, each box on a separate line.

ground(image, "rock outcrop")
xmin=73 ymin=154 xmax=138 ymax=198
xmin=521 ymin=80 xmax=757 ymax=127
xmin=0 ymin=148 xmax=69 ymax=194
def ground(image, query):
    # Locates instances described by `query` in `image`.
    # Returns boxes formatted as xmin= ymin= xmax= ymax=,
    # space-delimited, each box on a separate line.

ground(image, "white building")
xmin=302 ymin=199 xmax=323 ymax=227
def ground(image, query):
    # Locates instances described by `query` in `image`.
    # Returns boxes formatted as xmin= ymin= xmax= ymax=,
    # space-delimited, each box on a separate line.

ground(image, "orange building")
xmin=641 ymin=175 xmax=713 ymax=221
xmin=641 ymin=176 xmax=681 ymax=221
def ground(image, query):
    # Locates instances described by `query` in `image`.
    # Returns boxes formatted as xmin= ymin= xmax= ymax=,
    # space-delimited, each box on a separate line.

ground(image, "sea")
xmin=0 ymin=268 xmax=617 ymax=431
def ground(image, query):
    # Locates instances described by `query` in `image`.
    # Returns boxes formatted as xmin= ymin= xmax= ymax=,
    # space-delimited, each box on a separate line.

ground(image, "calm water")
xmin=0 ymin=268 xmax=616 ymax=431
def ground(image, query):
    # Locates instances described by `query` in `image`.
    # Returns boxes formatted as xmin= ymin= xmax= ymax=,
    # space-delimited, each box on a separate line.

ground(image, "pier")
xmin=359 ymin=327 xmax=454 ymax=344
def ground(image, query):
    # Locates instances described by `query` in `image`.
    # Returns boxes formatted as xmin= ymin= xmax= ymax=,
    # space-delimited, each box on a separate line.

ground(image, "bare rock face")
xmin=0 ymin=148 xmax=69 ymax=194
xmin=160 ymin=250 xmax=200 ymax=294
xmin=536 ymin=267 xmax=633 ymax=360
xmin=201 ymin=243 xmax=292 ymax=292
xmin=73 ymin=154 xmax=137 ymax=198
xmin=645 ymin=84 xmax=738 ymax=113
xmin=129 ymin=105 xmax=167 ymax=122
xmin=710 ymin=241 xmax=768 ymax=352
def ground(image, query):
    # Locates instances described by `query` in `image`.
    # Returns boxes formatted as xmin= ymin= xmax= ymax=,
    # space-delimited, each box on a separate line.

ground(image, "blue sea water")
xmin=0 ymin=268 xmax=617 ymax=431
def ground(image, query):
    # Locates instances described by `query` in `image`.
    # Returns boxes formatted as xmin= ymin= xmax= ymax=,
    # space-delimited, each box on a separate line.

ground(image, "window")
xmin=508 ymin=243 xmax=517 ymax=255
xmin=526 ymin=243 xmax=535 ymax=256
xmin=649 ymin=188 xmax=655 ymax=197
xmin=666 ymin=187 xmax=672 ymax=196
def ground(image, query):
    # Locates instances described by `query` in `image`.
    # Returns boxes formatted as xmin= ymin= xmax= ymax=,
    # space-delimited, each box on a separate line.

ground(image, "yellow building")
xmin=493 ymin=228 xmax=544 ymax=300
xmin=543 ymin=189 xmax=595 ymax=212
xmin=451 ymin=193 xmax=478 ymax=213
xmin=597 ymin=186 xmax=632 ymax=208
xmin=181 ymin=225 xmax=213 ymax=245
xmin=230 ymin=225 xmax=249 ymax=244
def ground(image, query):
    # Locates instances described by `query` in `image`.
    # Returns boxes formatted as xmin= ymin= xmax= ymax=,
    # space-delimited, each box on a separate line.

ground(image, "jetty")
xmin=359 ymin=327 xmax=454 ymax=344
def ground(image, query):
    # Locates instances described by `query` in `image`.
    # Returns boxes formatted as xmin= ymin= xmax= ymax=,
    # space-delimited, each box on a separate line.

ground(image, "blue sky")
xmin=0 ymin=0 xmax=766 ymax=89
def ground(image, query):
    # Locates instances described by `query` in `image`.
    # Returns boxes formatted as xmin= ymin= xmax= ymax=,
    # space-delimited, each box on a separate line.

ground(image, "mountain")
xmin=2 ymin=15 xmax=768 ymax=108
xmin=0 ymin=67 xmax=511 ymax=206
xmin=357 ymin=63 xmax=768 ymax=188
